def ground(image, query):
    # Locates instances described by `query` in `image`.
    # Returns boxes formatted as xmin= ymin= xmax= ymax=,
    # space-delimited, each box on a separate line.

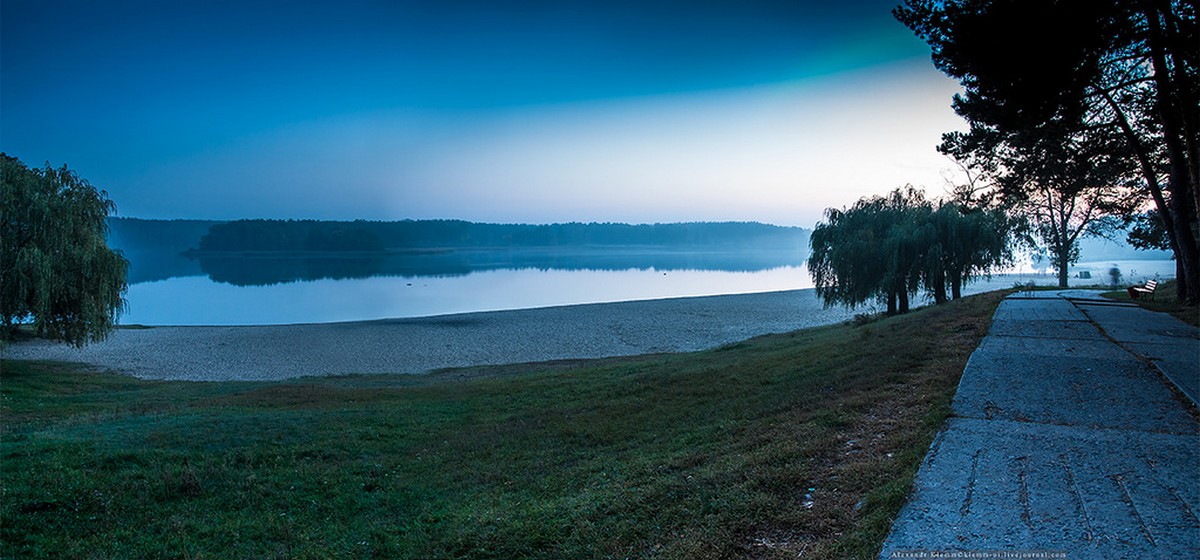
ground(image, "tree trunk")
xmin=887 ymin=291 xmax=897 ymax=315
xmin=1145 ymin=0 xmax=1200 ymax=303
xmin=1099 ymin=86 xmax=1190 ymax=297
xmin=951 ymin=275 xmax=962 ymax=300
xmin=933 ymin=268 xmax=948 ymax=304
xmin=1057 ymin=255 xmax=1070 ymax=288
xmin=898 ymin=286 xmax=910 ymax=314
xmin=1166 ymin=192 xmax=1200 ymax=302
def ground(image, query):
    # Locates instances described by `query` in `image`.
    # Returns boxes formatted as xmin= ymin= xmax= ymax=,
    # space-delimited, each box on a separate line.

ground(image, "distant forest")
xmin=104 ymin=218 xmax=811 ymax=253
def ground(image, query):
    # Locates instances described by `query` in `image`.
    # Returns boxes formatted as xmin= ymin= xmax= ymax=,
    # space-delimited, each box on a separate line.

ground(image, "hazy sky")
xmin=1 ymin=0 xmax=963 ymax=227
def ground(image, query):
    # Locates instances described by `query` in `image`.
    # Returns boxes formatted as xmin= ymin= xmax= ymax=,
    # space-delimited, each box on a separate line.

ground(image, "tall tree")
xmin=924 ymin=201 xmax=1015 ymax=300
xmin=896 ymin=0 xmax=1200 ymax=301
xmin=880 ymin=189 xmax=933 ymax=313
xmin=941 ymin=117 xmax=1141 ymax=287
xmin=1 ymin=154 xmax=128 ymax=346
xmin=810 ymin=187 xmax=935 ymax=314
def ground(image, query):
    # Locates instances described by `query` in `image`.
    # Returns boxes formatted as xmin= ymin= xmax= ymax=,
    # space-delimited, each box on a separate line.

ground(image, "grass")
xmin=1103 ymin=278 xmax=1200 ymax=326
xmin=1 ymin=291 xmax=1006 ymax=559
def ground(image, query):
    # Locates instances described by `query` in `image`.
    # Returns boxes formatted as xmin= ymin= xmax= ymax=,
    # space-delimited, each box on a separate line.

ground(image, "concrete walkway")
xmin=881 ymin=290 xmax=1199 ymax=559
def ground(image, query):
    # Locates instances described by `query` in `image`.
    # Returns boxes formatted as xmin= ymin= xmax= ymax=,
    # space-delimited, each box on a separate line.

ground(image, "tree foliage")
xmin=941 ymin=116 xmax=1142 ymax=286
xmin=926 ymin=200 xmax=1016 ymax=300
xmin=1128 ymin=209 xmax=1173 ymax=250
xmin=896 ymin=0 xmax=1199 ymax=301
xmin=1 ymin=154 xmax=128 ymax=346
xmin=808 ymin=187 xmax=1013 ymax=313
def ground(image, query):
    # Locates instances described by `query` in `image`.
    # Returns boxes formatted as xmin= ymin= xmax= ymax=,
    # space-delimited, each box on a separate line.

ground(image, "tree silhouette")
xmin=810 ymin=195 xmax=894 ymax=312
xmin=810 ymin=187 xmax=1015 ymax=313
xmin=941 ymin=117 xmax=1141 ymax=287
xmin=897 ymin=0 xmax=1199 ymax=301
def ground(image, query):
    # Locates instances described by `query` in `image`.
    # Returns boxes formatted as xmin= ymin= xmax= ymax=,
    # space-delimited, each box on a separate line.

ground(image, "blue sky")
xmin=1 ymin=0 xmax=962 ymax=226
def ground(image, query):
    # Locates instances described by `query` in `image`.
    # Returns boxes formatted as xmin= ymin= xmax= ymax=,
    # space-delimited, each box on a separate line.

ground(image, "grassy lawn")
xmin=1103 ymin=279 xmax=1200 ymax=326
xmin=1 ymin=291 xmax=1005 ymax=559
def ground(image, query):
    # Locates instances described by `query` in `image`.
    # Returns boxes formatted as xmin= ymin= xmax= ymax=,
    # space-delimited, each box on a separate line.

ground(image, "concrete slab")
xmin=1082 ymin=304 xmax=1200 ymax=345
xmin=1007 ymin=291 xmax=1067 ymax=299
xmin=971 ymin=334 xmax=1131 ymax=360
xmin=1081 ymin=304 xmax=1200 ymax=408
xmin=952 ymin=347 xmax=1196 ymax=434
xmin=994 ymin=298 xmax=1091 ymax=322
xmin=1068 ymin=298 xmax=1140 ymax=308
xmin=880 ymin=418 xmax=1200 ymax=559
xmin=987 ymin=319 xmax=1108 ymax=341
xmin=1007 ymin=289 xmax=1112 ymax=301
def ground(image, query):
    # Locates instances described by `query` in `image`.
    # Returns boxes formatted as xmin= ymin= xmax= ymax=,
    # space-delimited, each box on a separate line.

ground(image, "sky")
xmin=1 ymin=0 xmax=965 ymax=227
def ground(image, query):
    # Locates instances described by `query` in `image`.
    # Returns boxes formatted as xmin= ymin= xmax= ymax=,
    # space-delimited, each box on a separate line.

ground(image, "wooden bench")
xmin=1127 ymin=279 xmax=1158 ymax=300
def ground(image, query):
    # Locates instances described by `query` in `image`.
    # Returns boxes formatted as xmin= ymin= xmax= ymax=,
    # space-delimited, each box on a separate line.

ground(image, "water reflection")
xmin=120 ymin=250 xmax=204 ymax=284
xmin=196 ymin=255 xmax=388 ymax=286
xmin=115 ymin=248 xmax=1178 ymax=326
xmin=114 ymin=248 xmax=809 ymax=324
xmin=179 ymin=248 xmax=805 ymax=287
xmin=123 ymin=265 xmax=811 ymax=325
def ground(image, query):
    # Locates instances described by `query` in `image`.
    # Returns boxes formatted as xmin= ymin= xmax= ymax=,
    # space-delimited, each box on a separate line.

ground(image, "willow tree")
xmin=881 ymin=190 xmax=933 ymax=314
xmin=810 ymin=187 xmax=1016 ymax=312
xmin=924 ymin=202 xmax=1015 ymax=301
xmin=1 ymin=154 xmax=128 ymax=346
xmin=809 ymin=187 xmax=932 ymax=314
xmin=808 ymin=200 xmax=890 ymax=311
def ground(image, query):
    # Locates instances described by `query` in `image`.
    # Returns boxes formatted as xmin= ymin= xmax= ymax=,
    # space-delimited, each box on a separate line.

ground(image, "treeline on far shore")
xmin=107 ymin=218 xmax=811 ymax=254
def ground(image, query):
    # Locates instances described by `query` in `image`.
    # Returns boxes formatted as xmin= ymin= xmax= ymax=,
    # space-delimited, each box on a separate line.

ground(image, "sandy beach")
xmin=3 ymin=289 xmax=874 ymax=381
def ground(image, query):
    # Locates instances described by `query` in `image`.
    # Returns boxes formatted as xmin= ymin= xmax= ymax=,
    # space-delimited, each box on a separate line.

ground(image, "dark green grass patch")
xmin=1 ymin=291 xmax=1005 ymax=559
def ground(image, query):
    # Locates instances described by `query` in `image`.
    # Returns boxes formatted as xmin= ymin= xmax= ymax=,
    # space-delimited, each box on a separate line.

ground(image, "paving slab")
xmin=1078 ymin=303 xmax=1200 ymax=407
xmin=986 ymin=319 xmax=1109 ymax=342
xmin=953 ymin=341 xmax=1195 ymax=434
xmin=879 ymin=418 xmax=1200 ymax=559
xmin=882 ymin=293 xmax=1200 ymax=559
xmin=993 ymin=298 xmax=1091 ymax=322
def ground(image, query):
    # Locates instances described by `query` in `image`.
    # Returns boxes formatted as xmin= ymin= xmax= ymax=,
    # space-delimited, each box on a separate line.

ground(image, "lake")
xmin=117 ymin=248 xmax=1176 ymax=326
xmin=120 ymin=248 xmax=809 ymax=325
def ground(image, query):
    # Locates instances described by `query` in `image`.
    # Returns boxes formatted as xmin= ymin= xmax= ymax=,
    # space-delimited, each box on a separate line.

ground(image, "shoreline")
xmin=2 ymin=279 xmax=1123 ymax=382
xmin=3 ymin=289 xmax=863 ymax=381
xmin=123 ymin=286 xmax=821 ymax=329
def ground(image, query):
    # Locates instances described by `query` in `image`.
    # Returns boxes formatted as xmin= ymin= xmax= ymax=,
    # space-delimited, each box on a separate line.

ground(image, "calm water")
xmin=118 ymin=249 xmax=1176 ymax=326
xmin=120 ymin=249 xmax=810 ymax=325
